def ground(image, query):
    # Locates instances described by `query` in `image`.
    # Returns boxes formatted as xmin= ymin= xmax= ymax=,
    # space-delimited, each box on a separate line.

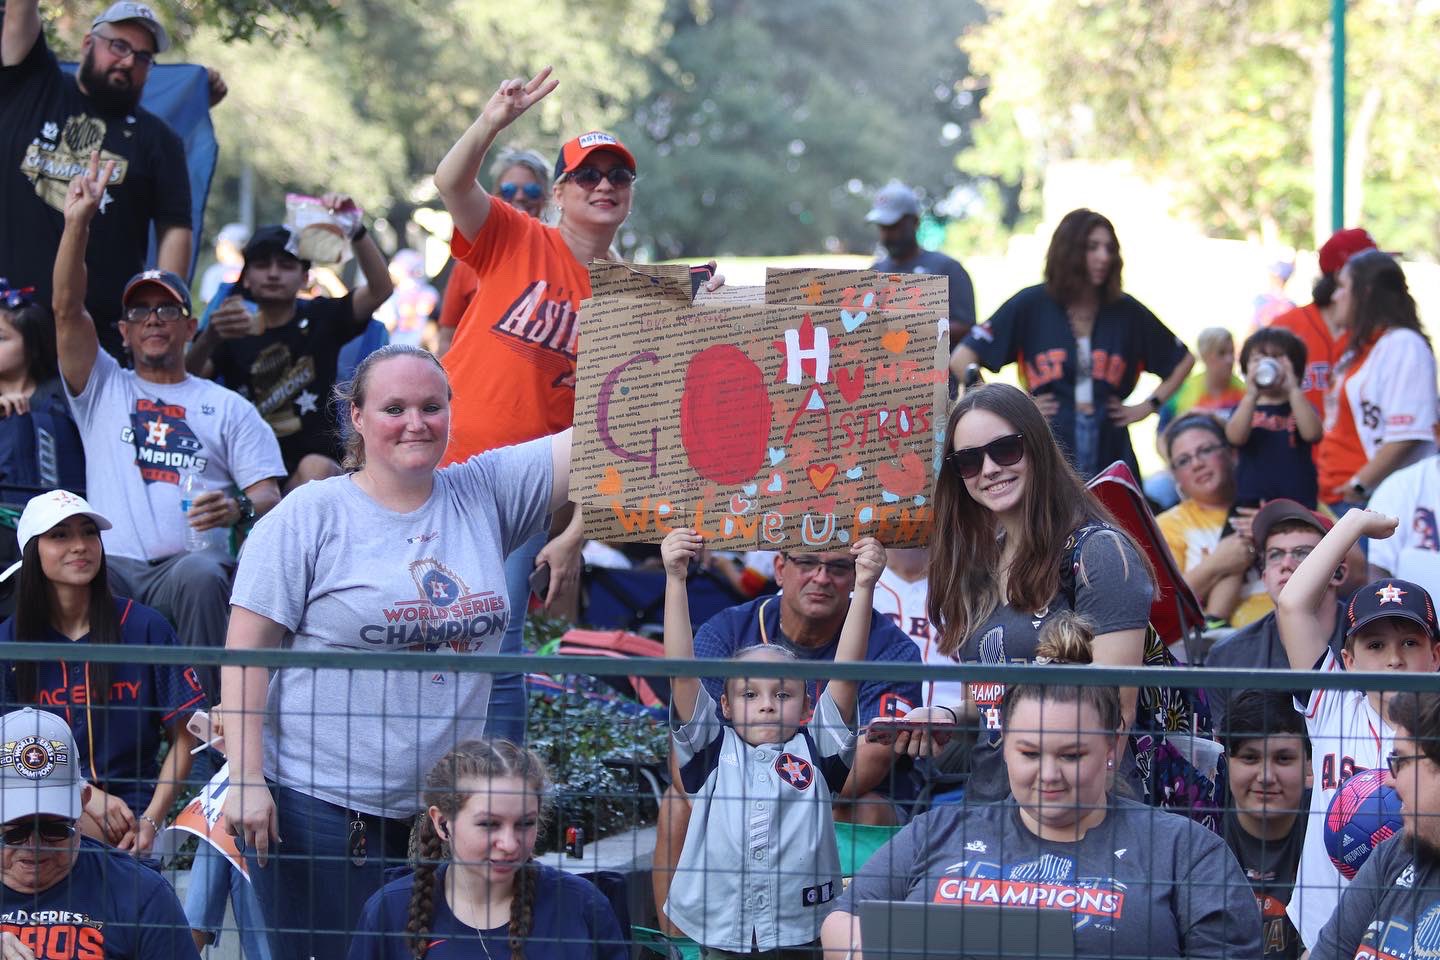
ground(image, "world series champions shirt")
xmin=962 ymin=284 xmax=1188 ymax=478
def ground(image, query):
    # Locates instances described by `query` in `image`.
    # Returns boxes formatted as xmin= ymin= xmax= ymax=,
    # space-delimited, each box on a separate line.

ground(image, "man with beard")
xmin=1 ymin=1 xmax=199 ymax=357
xmin=865 ymin=179 xmax=975 ymax=349
xmin=1312 ymin=690 xmax=1440 ymax=959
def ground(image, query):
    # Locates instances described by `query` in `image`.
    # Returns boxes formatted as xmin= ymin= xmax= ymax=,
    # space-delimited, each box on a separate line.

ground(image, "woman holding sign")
xmin=221 ymin=344 xmax=573 ymax=960
xmin=434 ymin=67 xmax=720 ymax=734
xmin=949 ymin=209 xmax=1192 ymax=480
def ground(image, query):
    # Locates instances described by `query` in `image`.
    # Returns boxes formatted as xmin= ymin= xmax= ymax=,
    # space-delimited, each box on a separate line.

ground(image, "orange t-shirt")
xmin=1269 ymin=302 xmax=1346 ymax=416
xmin=437 ymin=257 xmax=479 ymax=330
xmin=441 ymin=200 xmax=591 ymax=463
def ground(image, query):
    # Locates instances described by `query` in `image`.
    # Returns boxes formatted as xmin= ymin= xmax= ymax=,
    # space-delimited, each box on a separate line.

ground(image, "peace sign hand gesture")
xmin=479 ymin=66 xmax=559 ymax=133
xmin=64 ymin=151 xmax=117 ymax=225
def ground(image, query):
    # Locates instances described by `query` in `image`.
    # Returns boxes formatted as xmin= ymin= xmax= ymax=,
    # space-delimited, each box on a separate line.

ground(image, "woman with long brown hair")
xmin=348 ymin=740 xmax=626 ymax=960
xmin=949 ymin=209 xmax=1192 ymax=479
xmin=899 ymin=383 xmax=1155 ymax=802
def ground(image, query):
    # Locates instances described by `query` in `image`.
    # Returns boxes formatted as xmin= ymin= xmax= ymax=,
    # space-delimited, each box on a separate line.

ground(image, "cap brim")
xmin=1348 ymin=607 xmax=1435 ymax=639
xmin=121 ymin=278 xmax=185 ymax=309
xmin=865 ymin=207 xmax=903 ymax=226
xmin=0 ymin=780 xmax=82 ymax=822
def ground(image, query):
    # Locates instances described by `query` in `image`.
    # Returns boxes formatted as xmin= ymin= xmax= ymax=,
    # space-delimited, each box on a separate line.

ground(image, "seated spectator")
xmin=1313 ymin=689 xmax=1440 ymax=959
xmin=350 ymin=740 xmax=626 ymax=960
xmin=52 ymin=154 xmax=284 ymax=695
xmin=1221 ymin=689 xmax=1311 ymax=960
xmin=1158 ymin=413 xmax=1270 ymax=627
xmin=649 ymin=544 xmax=922 ymax=933
xmin=1203 ymin=499 xmax=1343 ymax=731
xmin=0 ymin=706 xmax=198 ymax=959
xmin=196 ymin=223 xmax=249 ymax=305
xmin=0 ymin=490 xmax=202 ymax=855
xmin=660 ymin=529 xmax=873 ymax=953
xmin=1227 ymin=326 xmax=1321 ymax=510
xmin=374 ymin=249 xmax=437 ymax=349
xmin=0 ymin=281 xmax=84 ymax=497
xmin=1275 ymin=508 xmax=1440 ymax=948
xmin=186 ymin=214 xmax=392 ymax=490
xmin=1366 ymin=432 xmax=1440 ymax=588
xmin=820 ymin=613 xmax=1261 ymax=958
xmin=1148 ymin=326 xmax=1247 ymax=510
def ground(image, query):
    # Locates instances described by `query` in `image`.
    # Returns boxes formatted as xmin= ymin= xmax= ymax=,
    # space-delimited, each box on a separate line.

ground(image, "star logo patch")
xmin=774 ymin=752 xmax=814 ymax=791
xmin=1377 ymin=584 xmax=1407 ymax=606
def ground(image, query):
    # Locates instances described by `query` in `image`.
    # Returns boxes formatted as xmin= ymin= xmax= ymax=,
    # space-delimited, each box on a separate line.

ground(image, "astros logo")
xmin=2 ymin=737 xmax=70 ymax=781
xmin=774 ymin=752 xmax=814 ymax=791
xmin=1377 ymin=583 xmax=1407 ymax=606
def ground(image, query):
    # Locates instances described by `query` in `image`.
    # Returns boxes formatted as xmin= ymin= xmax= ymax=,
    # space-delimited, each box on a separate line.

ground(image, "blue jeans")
xmin=492 ymin=529 xmax=547 ymax=744
xmin=246 ymin=784 xmax=413 ymax=960
xmin=1074 ymin=409 xmax=1100 ymax=479
xmin=185 ymin=841 xmax=275 ymax=960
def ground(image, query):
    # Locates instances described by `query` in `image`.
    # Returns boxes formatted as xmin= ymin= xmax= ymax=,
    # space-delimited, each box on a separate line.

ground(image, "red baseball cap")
xmin=1318 ymin=228 xmax=1377 ymax=276
xmin=553 ymin=132 xmax=636 ymax=182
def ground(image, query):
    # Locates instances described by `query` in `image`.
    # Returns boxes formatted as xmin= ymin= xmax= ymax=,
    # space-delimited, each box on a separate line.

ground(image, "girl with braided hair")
xmin=348 ymin=740 xmax=626 ymax=960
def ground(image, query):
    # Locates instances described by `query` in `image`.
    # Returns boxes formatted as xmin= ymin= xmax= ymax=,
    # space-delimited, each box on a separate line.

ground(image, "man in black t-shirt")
xmin=186 ymin=217 xmax=393 ymax=489
xmin=1 ymin=1 xmax=199 ymax=357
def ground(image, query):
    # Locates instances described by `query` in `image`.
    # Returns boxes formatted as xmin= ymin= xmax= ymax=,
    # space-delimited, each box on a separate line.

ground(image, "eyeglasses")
xmin=0 ymin=818 xmax=77 ymax=846
xmin=1263 ymin=546 xmax=1315 ymax=568
xmin=499 ymin=182 xmax=544 ymax=202
xmin=92 ymin=32 xmax=155 ymax=67
xmin=1170 ymin=442 xmax=1226 ymax=472
xmin=123 ymin=304 xmax=188 ymax=325
xmin=565 ymin=167 xmax=636 ymax=190
xmin=783 ymin=556 xmax=856 ymax=579
xmin=946 ymin=433 xmax=1025 ymax=479
xmin=1388 ymin=752 xmax=1427 ymax=778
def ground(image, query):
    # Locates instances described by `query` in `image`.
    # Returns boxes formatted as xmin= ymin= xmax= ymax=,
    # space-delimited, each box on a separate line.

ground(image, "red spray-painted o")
xmin=681 ymin=345 xmax=771 ymax=484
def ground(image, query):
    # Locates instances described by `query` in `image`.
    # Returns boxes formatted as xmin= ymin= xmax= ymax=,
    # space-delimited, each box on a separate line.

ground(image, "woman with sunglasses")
xmin=896 ymin=383 xmax=1156 ymax=804
xmin=949 ymin=209 xmax=1193 ymax=480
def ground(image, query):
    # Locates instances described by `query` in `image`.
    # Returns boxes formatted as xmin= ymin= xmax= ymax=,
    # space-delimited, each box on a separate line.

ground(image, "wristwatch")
xmin=233 ymin=493 xmax=257 ymax=525
xmin=1348 ymin=479 xmax=1372 ymax=501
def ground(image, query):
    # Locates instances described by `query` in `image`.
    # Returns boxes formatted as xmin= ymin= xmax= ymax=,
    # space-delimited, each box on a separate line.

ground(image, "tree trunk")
xmin=1345 ymin=86 xmax=1383 ymax=226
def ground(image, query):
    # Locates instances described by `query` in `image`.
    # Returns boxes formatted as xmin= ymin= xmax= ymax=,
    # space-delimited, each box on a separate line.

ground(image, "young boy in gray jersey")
xmin=658 ymin=528 xmax=881 ymax=958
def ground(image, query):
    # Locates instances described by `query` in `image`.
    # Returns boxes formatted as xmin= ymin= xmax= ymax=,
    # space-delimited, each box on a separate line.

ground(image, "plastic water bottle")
xmin=179 ymin=469 xmax=210 ymax=552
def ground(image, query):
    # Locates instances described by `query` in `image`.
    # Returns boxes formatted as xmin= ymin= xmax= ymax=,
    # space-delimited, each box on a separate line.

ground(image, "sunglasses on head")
xmin=0 ymin=279 xmax=35 ymax=310
xmin=565 ymin=166 xmax=635 ymax=189
xmin=499 ymin=182 xmax=544 ymax=202
xmin=946 ymin=433 xmax=1025 ymax=479
xmin=0 ymin=818 xmax=76 ymax=846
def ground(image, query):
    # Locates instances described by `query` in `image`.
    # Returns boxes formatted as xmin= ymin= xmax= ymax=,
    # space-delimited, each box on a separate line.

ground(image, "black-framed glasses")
xmin=92 ymin=32 xmax=155 ymax=67
xmin=946 ymin=433 xmax=1025 ymax=479
xmin=1388 ymin=751 xmax=1426 ymax=777
xmin=0 ymin=818 xmax=77 ymax=846
xmin=1170 ymin=442 xmax=1226 ymax=472
xmin=783 ymin=555 xmax=856 ymax=579
xmin=499 ymin=182 xmax=544 ymax=202
xmin=565 ymin=166 xmax=636 ymax=190
xmin=1263 ymin=546 xmax=1315 ymax=568
xmin=123 ymin=304 xmax=187 ymax=325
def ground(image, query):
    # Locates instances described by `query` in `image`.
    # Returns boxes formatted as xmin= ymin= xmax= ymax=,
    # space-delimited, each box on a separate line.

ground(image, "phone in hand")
xmin=864 ymin=717 xmax=957 ymax=747
xmin=528 ymin=561 xmax=551 ymax=601
xmin=186 ymin=709 xmax=225 ymax=755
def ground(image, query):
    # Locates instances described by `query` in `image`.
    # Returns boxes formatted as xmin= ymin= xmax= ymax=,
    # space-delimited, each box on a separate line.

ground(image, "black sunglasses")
xmin=0 ymin=818 xmax=77 ymax=846
xmin=123 ymin=304 xmax=188 ymax=325
xmin=946 ymin=433 xmax=1025 ymax=479
xmin=1388 ymin=751 xmax=1426 ymax=778
xmin=566 ymin=167 xmax=635 ymax=189
xmin=499 ymin=182 xmax=544 ymax=202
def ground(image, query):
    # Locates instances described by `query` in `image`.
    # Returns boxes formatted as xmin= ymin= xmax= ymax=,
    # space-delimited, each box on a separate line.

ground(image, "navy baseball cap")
xmin=1345 ymin=578 xmax=1439 ymax=640
xmin=121 ymin=269 xmax=191 ymax=315
xmin=242 ymin=224 xmax=304 ymax=265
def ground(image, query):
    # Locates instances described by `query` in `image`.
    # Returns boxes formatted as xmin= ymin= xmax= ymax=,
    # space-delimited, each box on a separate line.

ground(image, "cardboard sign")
xmin=154 ymin=762 xmax=249 ymax=879
xmin=573 ymin=267 xmax=949 ymax=549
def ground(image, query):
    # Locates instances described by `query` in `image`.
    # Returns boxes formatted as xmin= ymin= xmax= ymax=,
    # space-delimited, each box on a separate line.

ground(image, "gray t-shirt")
xmin=1312 ymin=835 xmax=1440 ymax=960
xmin=66 ymin=348 xmax=285 ymax=560
xmin=962 ymin=528 xmax=1154 ymax=801
xmin=230 ymin=437 xmax=552 ymax=817
xmin=839 ymin=797 xmax=1260 ymax=959
xmin=870 ymin=249 xmax=977 ymax=338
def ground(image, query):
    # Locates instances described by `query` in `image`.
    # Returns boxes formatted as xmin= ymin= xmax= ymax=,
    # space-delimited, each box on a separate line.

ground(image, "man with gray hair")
xmin=865 ymin=179 xmax=976 ymax=349
xmin=0 ymin=707 xmax=198 ymax=959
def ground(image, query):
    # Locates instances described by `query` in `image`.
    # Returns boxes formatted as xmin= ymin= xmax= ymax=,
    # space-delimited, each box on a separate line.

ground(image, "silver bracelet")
xmin=139 ymin=814 xmax=161 ymax=832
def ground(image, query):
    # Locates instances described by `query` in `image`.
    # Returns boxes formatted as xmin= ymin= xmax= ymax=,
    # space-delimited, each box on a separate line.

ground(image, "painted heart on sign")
xmin=597 ymin=466 xmax=623 ymax=497
xmin=730 ymin=493 xmax=754 ymax=515
xmin=881 ymin=329 xmax=910 ymax=354
xmin=875 ymin=451 xmax=928 ymax=496
xmin=743 ymin=483 xmax=758 ymax=496
xmin=767 ymin=472 xmax=785 ymax=493
xmin=835 ymin=364 xmax=865 ymax=403
xmin=807 ymin=463 xmax=839 ymax=493
xmin=839 ymin=309 xmax=868 ymax=333
xmin=845 ymin=466 xmax=863 ymax=480
xmin=768 ymin=447 xmax=786 ymax=466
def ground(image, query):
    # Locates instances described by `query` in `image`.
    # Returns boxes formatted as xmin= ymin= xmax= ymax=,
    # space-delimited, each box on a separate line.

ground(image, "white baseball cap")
xmin=0 ymin=708 xmax=83 ymax=822
xmin=0 ymin=490 xmax=111 ymax=584
xmin=90 ymin=2 xmax=171 ymax=53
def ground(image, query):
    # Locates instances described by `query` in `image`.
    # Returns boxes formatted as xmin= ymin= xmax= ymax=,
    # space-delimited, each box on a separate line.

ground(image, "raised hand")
xmin=661 ymin=528 xmax=703 ymax=579
xmin=63 ymin=151 xmax=116 ymax=224
xmin=479 ymin=66 xmax=558 ymax=133
xmin=850 ymin=536 xmax=887 ymax=589
xmin=1347 ymin=508 xmax=1399 ymax=541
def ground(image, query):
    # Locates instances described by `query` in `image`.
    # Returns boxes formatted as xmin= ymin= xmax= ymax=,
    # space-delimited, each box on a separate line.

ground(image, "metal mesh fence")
xmin=0 ymin=641 xmax=1435 ymax=960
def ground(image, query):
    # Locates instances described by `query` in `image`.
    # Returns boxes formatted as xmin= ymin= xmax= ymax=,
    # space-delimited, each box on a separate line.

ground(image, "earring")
xmin=1106 ymin=759 xmax=1114 ymax=769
